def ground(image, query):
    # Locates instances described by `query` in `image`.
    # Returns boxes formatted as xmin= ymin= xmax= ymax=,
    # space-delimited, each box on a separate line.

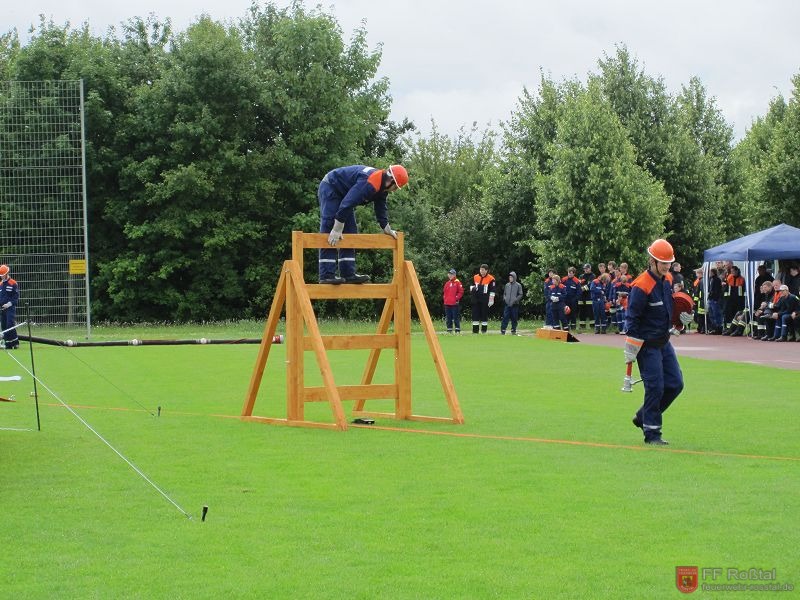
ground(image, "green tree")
xmin=396 ymin=123 xmax=498 ymax=316
xmin=532 ymin=82 xmax=669 ymax=272
xmin=595 ymin=46 xmax=723 ymax=266
xmin=755 ymin=74 xmax=800 ymax=227
xmin=731 ymin=94 xmax=789 ymax=229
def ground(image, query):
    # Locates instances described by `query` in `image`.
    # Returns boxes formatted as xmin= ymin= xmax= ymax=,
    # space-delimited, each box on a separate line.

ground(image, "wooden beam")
xmin=303 ymin=334 xmax=397 ymax=351
xmin=305 ymin=283 xmax=395 ymax=299
xmin=241 ymin=416 xmax=340 ymax=430
xmin=241 ymin=264 xmax=287 ymax=416
xmin=286 ymin=261 xmax=348 ymax=430
xmin=295 ymin=232 xmax=397 ymax=250
xmin=405 ymin=261 xmax=464 ymax=424
xmin=304 ymin=384 xmax=397 ymax=402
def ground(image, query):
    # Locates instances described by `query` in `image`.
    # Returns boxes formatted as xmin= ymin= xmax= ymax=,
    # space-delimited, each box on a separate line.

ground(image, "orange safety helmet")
xmin=0 ymin=264 xmax=8 ymax=277
xmin=647 ymin=239 xmax=675 ymax=263
xmin=387 ymin=164 xmax=409 ymax=188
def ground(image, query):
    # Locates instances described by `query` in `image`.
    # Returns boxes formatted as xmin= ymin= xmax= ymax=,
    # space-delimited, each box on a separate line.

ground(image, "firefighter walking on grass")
xmin=624 ymin=239 xmax=689 ymax=446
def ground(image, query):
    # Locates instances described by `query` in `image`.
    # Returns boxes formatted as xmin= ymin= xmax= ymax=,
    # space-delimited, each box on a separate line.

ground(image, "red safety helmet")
xmin=387 ymin=164 xmax=409 ymax=189
xmin=647 ymin=239 xmax=675 ymax=263
xmin=564 ymin=305 xmax=571 ymax=316
xmin=0 ymin=265 xmax=8 ymax=277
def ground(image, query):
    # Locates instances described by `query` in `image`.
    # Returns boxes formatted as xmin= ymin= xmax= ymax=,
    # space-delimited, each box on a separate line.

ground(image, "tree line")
xmin=1 ymin=2 xmax=798 ymax=321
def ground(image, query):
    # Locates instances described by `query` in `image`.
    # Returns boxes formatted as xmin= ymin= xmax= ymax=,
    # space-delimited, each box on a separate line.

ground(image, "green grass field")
xmin=1 ymin=323 xmax=798 ymax=598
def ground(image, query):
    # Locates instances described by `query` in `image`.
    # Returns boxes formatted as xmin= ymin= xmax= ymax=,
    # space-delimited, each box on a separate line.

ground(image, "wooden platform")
xmin=535 ymin=328 xmax=579 ymax=342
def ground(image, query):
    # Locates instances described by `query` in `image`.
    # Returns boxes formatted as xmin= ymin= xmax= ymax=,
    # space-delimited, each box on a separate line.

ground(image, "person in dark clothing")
xmin=753 ymin=264 xmax=774 ymax=308
xmin=624 ymin=239 xmax=685 ymax=446
xmin=578 ymin=263 xmax=594 ymax=331
xmin=706 ymin=268 xmax=723 ymax=334
xmin=785 ymin=265 xmax=800 ymax=296
xmin=0 ymin=264 xmax=20 ymax=349
xmin=768 ymin=285 xmax=800 ymax=342
xmin=318 ymin=164 xmax=408 ymax=284
xmin=500 ymin=271 xmax=524 ymax=335
xmin=470 ymin=264 xmax=496 ymax=334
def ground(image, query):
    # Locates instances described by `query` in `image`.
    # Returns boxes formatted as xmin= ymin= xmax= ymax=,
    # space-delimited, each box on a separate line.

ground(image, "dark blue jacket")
xmin=590 ymin=278 xmax=607 ymax=302
xmin=0 ymin=278 xmax=19 ymax=308
xmin=320 ymin=165 xmax=389 ymax=228
xmin=624 ymin=270 xmax=674 ymax=341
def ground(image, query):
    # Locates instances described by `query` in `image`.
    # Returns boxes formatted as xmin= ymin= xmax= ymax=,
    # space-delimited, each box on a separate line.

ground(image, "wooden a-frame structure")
xmin=241 ymin=231 xmax=464 ymax=430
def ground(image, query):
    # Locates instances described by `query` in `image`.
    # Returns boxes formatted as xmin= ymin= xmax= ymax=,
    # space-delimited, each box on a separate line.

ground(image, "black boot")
xmin=344 ymin=273 xmax=370 ymax=284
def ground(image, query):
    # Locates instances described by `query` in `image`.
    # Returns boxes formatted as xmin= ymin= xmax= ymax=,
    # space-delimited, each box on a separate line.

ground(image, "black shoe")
xmin=319 ymin=276 xmax=345 ymax=284
xmin=645 ymin=438 xmax=669 ymax=446
xmin=343 ymin=273 xmax=370 ymax=284
xmin=776 ymin=337 xmax=788 ymax=342
xmin=632 ymin=415 xmax=642 ymax=429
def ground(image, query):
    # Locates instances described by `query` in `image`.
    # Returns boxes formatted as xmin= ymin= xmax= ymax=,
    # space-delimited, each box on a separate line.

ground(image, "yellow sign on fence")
xmin=68 ymin=259 xmax=86 ymax=275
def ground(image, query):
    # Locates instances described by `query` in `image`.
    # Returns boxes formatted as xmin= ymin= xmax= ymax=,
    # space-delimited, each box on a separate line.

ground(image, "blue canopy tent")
xmin=703 ymin=223 xmax=800 ymax=262
xmin=701 ymin=223 xmax=800 ymax=331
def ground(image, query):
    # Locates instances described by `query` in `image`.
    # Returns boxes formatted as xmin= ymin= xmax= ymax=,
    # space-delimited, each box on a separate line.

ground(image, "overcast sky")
xmin=6 ymin=1 xmax=799 ymax=141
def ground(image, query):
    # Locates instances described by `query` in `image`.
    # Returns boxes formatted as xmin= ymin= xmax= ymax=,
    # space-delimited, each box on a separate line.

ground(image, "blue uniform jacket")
xmin=0 ymin=278 xmax=19 ymax=308
xmin=624 ymin=270 xmax=674 ymax=341
xmin=589 ymin=278 xmax=607 ymax=302
xmin=562 ymin=276 xmax=581 ymax=301
xmin=320 ymin=165 xmax=389 ymax=228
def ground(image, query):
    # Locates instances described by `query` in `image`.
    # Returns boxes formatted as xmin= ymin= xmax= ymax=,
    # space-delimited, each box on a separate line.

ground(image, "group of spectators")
xmin=442 ymin=264 xmax=523 ymax=335
xmin=442 ymin=260 xmax=640 ymax=336
xmin=691 ymin=260 xmax=800 ymax=342
xmin=543 ymin=261 xmax=635 ymax=334
xmin=441 ymin=258 xmax=800 ymax=343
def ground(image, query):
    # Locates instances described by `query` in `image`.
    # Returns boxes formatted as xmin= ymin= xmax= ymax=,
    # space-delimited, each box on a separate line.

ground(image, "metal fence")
xmin=0 ymin=80 xmax=90 ymax=335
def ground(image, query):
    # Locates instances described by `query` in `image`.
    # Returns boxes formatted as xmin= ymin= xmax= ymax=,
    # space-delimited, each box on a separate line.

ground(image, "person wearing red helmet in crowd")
xmin=623 ymin=239 xmax=689 ymax=446
xmin=0 ymin=264 xmax=20 ymax=349
xmin=318 ymin=164 xmax=408 ymax=284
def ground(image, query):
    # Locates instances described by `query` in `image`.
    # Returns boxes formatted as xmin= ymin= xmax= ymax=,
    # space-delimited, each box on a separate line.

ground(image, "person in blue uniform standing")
xmin=590 ymin=273 xmax=611 ymax=334
xmin=0 ymin=264 xmax=20 ymax=349
xmin=624 ymin=239 xmax=688 ymax=446
xmin=319 ymin=164 xmax=408 ymax=284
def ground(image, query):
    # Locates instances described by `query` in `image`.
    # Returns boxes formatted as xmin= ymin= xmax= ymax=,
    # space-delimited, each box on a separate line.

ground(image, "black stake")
xmin=157 ymin=406 xmax=161 ymax=417
xmin=201 ymin=505 xmax=208 ymax=522
xmin=25 ymin=304 xmax=41 ymax=431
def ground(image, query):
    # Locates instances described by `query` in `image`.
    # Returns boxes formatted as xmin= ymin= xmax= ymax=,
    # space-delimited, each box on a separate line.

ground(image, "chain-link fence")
xmin=0 ymin=80 xmax=90 ymax=335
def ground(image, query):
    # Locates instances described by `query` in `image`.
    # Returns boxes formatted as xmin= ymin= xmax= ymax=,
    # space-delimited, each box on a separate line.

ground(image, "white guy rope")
xmin=4 ymin=350 xmax=194 ymax=520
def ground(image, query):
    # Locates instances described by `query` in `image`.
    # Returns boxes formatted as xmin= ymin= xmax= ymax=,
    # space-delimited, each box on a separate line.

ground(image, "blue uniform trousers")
xmin=500 ymin=305 xmax=519 ymax=333
xmin=634 ymin=342 xmax=683 ymax=441
xmin=445 ymin=305 xmax=461 ymax=333
xmin=592 ymin=300 xmax=606 ymax=332
xmin=1 ymin=306 xmax=18 ymax=347
xmin=318 ymin=182 xmax=358 ymax=280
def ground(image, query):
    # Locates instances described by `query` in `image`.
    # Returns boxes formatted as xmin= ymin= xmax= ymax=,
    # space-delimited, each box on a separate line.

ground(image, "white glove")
xmin=1 ymin=302 xmax=10 ymax=309
xmin=679 ymin=312 xmax=693 ymax=326
xmin=382 ymin=223 xmax=397 ymax=239
xmin=623 ymin=336 xmax=644 ymax=364
xmin=488 ymin=294 xmax=495 ymax=308
xmin=327 ymin=219 xmax=345 ymax=246
xmin=550 ymin=295 xmax=559 ymax=302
